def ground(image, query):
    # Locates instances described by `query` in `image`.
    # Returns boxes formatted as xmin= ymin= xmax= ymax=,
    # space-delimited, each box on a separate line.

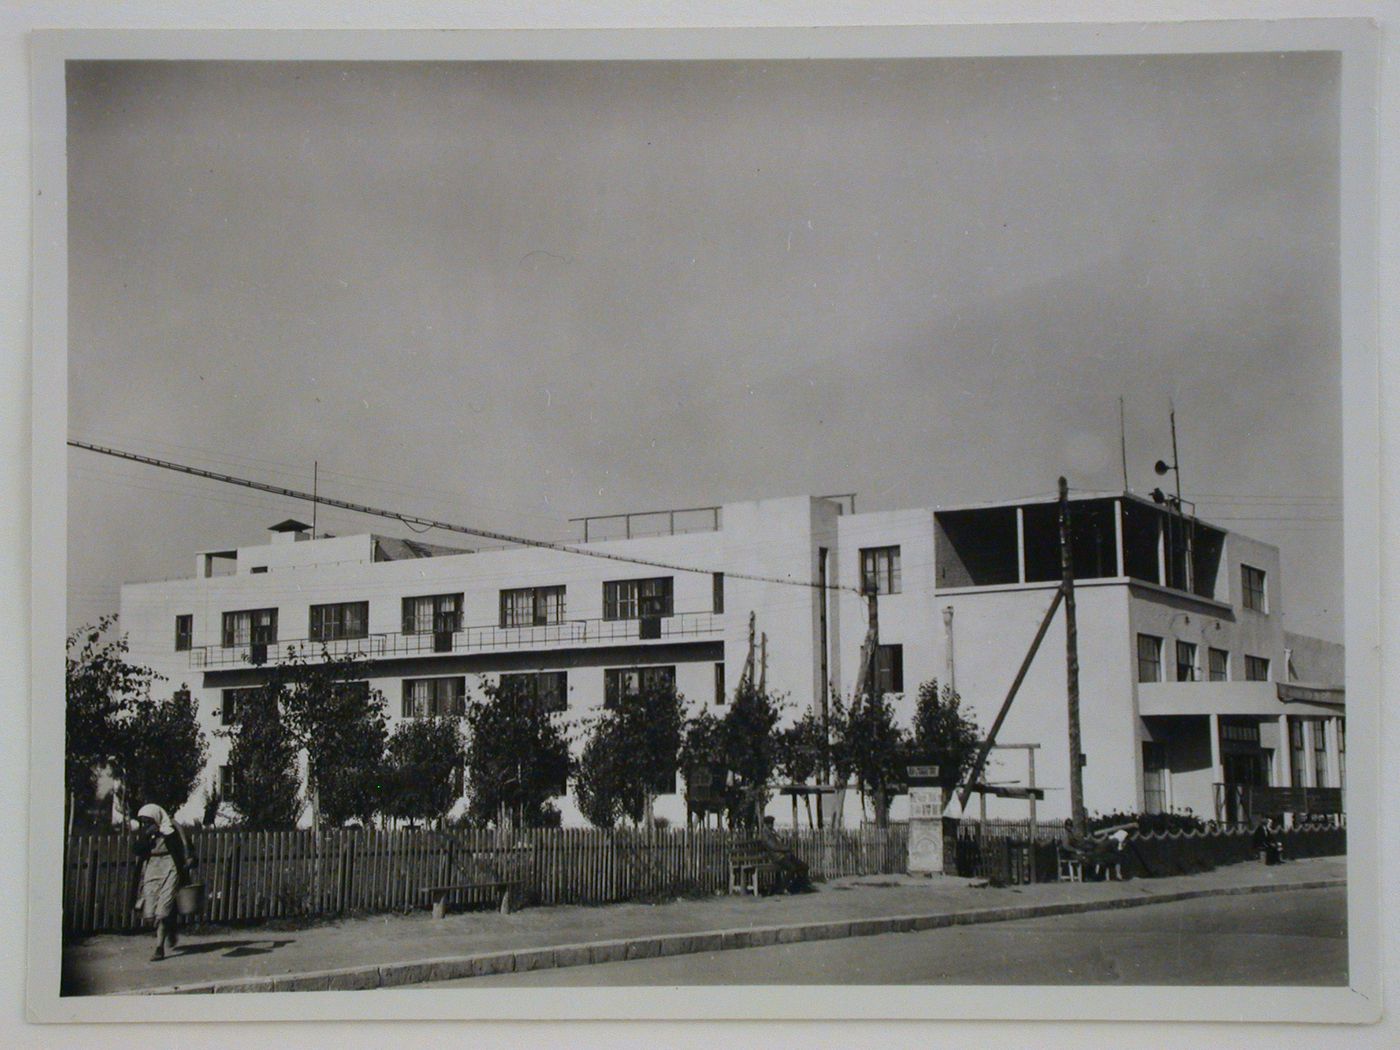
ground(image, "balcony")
xmin=189 ymin=610 xmax=724 ymax=669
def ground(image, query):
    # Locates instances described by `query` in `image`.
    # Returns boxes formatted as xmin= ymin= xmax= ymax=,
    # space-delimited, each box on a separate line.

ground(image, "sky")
xmin=65 ymin=54 xmax=1343 ymax=640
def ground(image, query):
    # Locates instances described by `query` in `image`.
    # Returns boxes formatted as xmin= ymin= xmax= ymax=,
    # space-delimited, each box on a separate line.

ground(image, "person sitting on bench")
xmin=1252 ymin=815 xmax=1285 ymax=865
xmin=759 ymin=816 xmax=812 ymax=893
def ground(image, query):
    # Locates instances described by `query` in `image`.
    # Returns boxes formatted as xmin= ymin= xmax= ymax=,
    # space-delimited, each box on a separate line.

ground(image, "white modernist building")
xmin=117 ymin=492 xmax=1345 ymax=828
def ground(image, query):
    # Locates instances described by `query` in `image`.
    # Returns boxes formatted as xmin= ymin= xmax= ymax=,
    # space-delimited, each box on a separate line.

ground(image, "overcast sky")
xmin=66 ymin=55 xmax=1343 ymax=641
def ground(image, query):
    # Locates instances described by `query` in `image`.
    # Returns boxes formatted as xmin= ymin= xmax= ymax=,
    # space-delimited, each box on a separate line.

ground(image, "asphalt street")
xmin=433 ymin=886 xmax=1347 ymax=987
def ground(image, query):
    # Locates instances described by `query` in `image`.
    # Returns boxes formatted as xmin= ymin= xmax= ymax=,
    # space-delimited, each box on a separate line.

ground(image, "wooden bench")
xmin=728 ymin=840 xmax=779 ymax=896
xmin=422 ymin=880 xmax=520 ymax=919
xmin=1056 ymin=845 xmax=1085 ymax=882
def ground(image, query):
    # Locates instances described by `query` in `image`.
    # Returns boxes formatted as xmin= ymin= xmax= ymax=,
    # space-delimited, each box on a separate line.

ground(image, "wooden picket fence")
xmin=63 ymin=824 xmax=909 ymax=935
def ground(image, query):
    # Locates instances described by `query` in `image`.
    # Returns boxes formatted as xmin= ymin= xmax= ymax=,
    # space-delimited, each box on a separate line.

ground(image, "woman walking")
xmin=132 ymin=803 xmax=194 ymax=961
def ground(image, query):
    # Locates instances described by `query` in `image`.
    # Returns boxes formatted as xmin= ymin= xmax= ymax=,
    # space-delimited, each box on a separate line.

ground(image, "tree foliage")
xmin=382 ymin=717 xmax=466 ymax=826
xmin=65 ymin=617 xmax=163 ymax=825
xmin=719 ymin=680 xmax=785 ymax=826
xmin=223 ymin=684 xmax=303 ymax=829
xmin=575 ymin=682 xmax=687 ymax=829
xmin=831 ymin=692 xmax=909 ymax=827
xmin=775 ymin=708 xmax=825 ymax=785
xmin=909 ymin=678 xmax=981 ymax=793
xmin=462 ymin=681 xmax=571 ymax=828
xmin=114 ymin=686 xmax=208 ymax=819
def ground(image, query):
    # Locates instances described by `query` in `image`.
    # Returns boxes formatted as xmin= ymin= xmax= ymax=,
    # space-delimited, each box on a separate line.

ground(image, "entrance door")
xmin=1221 ymin=752 xmax=1269 ymax=823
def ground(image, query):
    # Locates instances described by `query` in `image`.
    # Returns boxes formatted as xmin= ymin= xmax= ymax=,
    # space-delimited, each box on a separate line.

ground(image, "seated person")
xmin=1252 ymin=816 xmax=1284 ymax=864
xmin=759 ymin=816 xmax=812 ymax=893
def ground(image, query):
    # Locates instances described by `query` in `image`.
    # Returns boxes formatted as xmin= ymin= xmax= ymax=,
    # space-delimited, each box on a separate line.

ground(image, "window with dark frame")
xmin=713 ymin=573 xmax=725 ymax=614
xmin=174 ymin=614 xmax=193 ymax=652
xmin=1137 ymin=634 xmax=1163 ymax=683
xmin=1289 ymin=718 xmax=1307 ymax=788
xmin=1175 ymin=640 xmax=1198 ymax=682
xmin=874 ymin=644 xmax=904 ymax=694
xmin=309 ymin=601 xmax=368 ymax=642
xmin=222 ymin=607 xmax=277 ymax=647
xmin=218 ymin=764 xmax=237 ymax=803
xmin=1208 ymin=647 xmax=1230 ymax=682
xmin=498 ymin=671 xmax=568 ymax=714
xmin=402 ymin=677 xmax=467 ymax=719
xmin=220 ymin=687 xmax=259 ymax=727
xmin=860 ymin=546 xmax=902 ymax=595
xmin=603 ymin=577 xmax=673 ymax=620
xmin=401 ymin=593 xmax=463 ymax=635
xmin=1312 ymin=720 xmax=1328 ymax=787
xmin=1245 ymin=654 xmax=1271 ymax=682
xmin=1241 ymin=564 xmax=1268 ymax=612
xmin=499 ymin=586 xmax=566 ymax=628
xmin=714 ymin=662 xmax=726 ymax=706
xmin=603 ymin=665 xmax=676 ymax=708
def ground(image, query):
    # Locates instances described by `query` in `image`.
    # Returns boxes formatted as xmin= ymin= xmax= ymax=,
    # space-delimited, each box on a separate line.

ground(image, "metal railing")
xmin=189 ymin=610 xmax=724 ymax=668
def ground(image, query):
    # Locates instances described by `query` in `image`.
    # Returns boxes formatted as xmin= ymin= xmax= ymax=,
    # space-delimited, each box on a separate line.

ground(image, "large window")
xmin=1241 ymin=564 xmax=1268 ymax=612
xmin=874 ymin=644 xmax=904 ymax=694
xmin=714 ymin=662 xmax=726 ymax=706
xmin=220 ymin=687 xmax=259 ymax=727
xmin=402 ymin=677 xmax=466 ymax=719
xmin=603 ymin=665 xmax=676 ymax=708
xmin=174 ymin=614 xmax=193 ymax=652
xmin=498 ymin=671 xmax=568 ymax=714
xmin=401 ymin=593 xmax=462 ymax=635
xmin=499 ymin=586 xmax=566 ymax=628
xmin=860 ymin=546 xmax=902 ymax=595
xmin=310 ymin=601 xmax=368 ymax=642
xmin=1245 ymin=655 xmax=1271 ymax=682
xmin=1175 ymin=641 xmax=1199 ymax=682
xmin=603 ymin=577 xmax=673 ymax=620
xmin=1312 ymin=720 xmax=1328 ymax=788
xmin=1208 ymin=647 xmax=1230 ymax=682
xmin=1137 ymin=634 xmax=1163 ymax=683
xmin=222 ymin=607 xmax=277 ymax=647
xmin=1289 ymin=718 xmax=1307 ymax=788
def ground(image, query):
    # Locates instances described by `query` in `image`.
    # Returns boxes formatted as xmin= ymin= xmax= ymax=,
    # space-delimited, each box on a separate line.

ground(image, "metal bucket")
xmin=175 ymin=882 xmax=205 ymax=917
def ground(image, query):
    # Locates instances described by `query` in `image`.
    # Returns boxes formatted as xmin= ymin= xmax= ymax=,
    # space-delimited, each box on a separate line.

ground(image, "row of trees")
xmin=67 ymin=619 xmax=983 ymax=833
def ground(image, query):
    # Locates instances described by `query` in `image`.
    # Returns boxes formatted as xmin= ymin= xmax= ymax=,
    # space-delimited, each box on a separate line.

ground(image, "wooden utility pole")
xmin=1059 ymin=477 xmax=1087 ymax=839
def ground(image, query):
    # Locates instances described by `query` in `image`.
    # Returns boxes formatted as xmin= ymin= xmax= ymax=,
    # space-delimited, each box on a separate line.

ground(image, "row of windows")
xmin=1136 ymin=634 xmax=1271 ymax=684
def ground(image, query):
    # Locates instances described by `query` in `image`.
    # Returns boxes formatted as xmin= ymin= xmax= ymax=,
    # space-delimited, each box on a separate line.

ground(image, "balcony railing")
xmin=189 ymin=610 xmax=724 ymax=669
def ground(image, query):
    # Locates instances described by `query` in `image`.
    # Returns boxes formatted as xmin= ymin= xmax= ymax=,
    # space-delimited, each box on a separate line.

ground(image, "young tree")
xmin=719 ymin=679 xmax=784 ymax=827
xmin=462 ymin=681 xmax=571 ymax=828
xmin=383 ymin=717 xmax=466 ymax=827
xmin=831 ymin=692 xmax=909 ymax=827
xmin=679 ymin=710 xmax=735 ymax=825
xmin=273 ymin=647 xmax=389 ymax=828
xmin=909 ymin=678 xmax=981 ymax=796
xmin=574 ymin=681 xmax=686 ymax=829
xmin=113 ymin=686 xmax=208 ymax=819
xmin=222 ymin=685 xmax=303 ymax=829
xmin=774 ymin=707 xmax=826 ymax=827
xmin=65 ymin=616 xmax=163 ymax=831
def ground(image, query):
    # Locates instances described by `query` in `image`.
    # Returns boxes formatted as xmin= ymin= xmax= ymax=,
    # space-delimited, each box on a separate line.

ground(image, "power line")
xmin=69 ymin=440 xmax=862 ymax=596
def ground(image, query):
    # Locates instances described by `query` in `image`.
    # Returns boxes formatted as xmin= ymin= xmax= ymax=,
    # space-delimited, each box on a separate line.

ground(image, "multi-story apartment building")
xmin=117 ymin=492 xmax=1344 ymax=828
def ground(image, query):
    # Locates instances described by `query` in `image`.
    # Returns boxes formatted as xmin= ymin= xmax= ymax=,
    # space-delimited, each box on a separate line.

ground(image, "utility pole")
xmin=1059 ymin=477 xmax=1087 ymax=839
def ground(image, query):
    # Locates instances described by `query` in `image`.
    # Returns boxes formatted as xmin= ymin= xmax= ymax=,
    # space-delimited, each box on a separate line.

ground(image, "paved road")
xmin=433 ymin=886 xmax=1347 ymax=987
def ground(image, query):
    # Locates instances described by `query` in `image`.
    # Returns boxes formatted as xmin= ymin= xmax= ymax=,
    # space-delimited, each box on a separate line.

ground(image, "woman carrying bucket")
xmin=131 ymin=803 xmax=197 ymax=961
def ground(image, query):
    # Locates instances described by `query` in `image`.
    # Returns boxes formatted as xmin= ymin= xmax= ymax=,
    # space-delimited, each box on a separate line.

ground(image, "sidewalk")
xmin=61 ymin=856 xmax=1345 ymax=996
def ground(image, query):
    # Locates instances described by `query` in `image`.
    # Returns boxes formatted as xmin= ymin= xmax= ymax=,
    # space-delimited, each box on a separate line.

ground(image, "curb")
xmin=137 ymin=876 xmax=1345 ymax=995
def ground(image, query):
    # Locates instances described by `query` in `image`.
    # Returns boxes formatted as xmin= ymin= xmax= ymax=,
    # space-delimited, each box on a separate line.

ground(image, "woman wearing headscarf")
xmin=131 ymin=803 xmax=194 ymax=961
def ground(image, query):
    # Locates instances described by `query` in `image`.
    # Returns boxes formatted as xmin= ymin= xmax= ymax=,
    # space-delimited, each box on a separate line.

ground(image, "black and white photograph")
xmin=18 ymin=12 xmax=1387 ymax=1033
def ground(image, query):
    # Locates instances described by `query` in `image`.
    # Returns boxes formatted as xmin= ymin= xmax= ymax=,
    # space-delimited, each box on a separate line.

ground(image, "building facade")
xmin=116 ymin=492 xmax=1345 ymax=827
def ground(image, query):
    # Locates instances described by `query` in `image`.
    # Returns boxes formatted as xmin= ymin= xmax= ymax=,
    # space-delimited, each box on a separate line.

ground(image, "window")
xmin=310 ymin=601 xmax=368 ymax=641
xmin=402 ymin=593 xmax=462 ymax=635
xmin=603 ymin=665 xmax=676 ymax=708
xmin=218 ymin=764 xmax=237 ymax=803
xmin=1136 ymin=634 xmax=1163 ymax=683
xmin=222 ymin=607 xmax=277 ymax=647
xmin=1312 ymin=720 xmax=1328 ymax=788
xmin=1245 ymin=655 xmax=1271 ymax=682
xmin=713 ymin=573 xmax=725 ymax=614
xmin=860 ymin=546 xmax=902 ymax=595
xmin=220 ymin=687 xmax=259 ymax=727
xmin=874 ymin=644 xmax=904 ymax=694
xmin=498 ymin=671 xmax=568 ymax=714
xmin=714 ymin=662 xmax=726 ymax=706
xmin=402 ymin=677 xmax=466 ymax=719
xmin=1208 ymin=647 xmax=1230 ymax=682
xmin=1241 ymin=564 xmax=1267 ymax=612
xmin=250 ymin=566 xmax=269 ymax=574
xmin=603 ymin=577 xmax=673 ymax=620
xmin=1142 ymin=742 xmax=1169 ymax=814
xmin=1175 ymin=641 xmax=1199 ymax=682
xmin=1289 ymin=718 xmax=1307 ymax=788
xmin=174 ymin=615 xmax=193 ymax=652
xmin=1338 ymin=720 xmax=1345 ymax=790
xmin=499 ymin=586 xmax=566 ymax=628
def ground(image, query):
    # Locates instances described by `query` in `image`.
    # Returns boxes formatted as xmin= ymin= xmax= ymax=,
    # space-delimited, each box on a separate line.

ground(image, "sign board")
xmin=906 ymin=764 xmax=941 ymax=785
xmin=907 ymin=786 xmax=945 ymax=875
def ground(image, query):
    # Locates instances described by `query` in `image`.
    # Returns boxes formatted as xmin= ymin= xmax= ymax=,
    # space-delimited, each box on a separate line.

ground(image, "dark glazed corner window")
xmin=860 ymin=546 xmax=902 ymax=595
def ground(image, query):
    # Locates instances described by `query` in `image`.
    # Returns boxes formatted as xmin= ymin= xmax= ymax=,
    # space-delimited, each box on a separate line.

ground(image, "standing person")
xmin=131 ymin=803 xmax=194 ymax=961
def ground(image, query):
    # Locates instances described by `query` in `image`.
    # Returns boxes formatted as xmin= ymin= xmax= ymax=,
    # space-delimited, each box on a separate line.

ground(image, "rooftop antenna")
xmin=1119 ymin=396 xmax=1129 ymax=492
xmin=1152 ymin=401 xmax=1192 ymax=590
